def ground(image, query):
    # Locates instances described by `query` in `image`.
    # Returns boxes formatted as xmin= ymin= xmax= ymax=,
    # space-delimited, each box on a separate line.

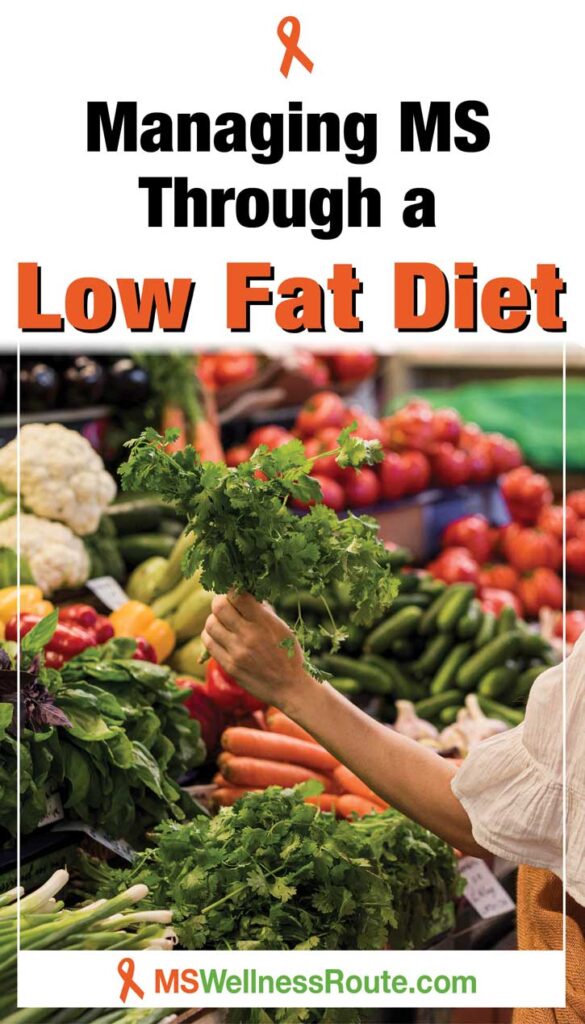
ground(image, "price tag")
xmin=86 ymin=576 xmax=128 ymax=611
xmin=37 ymin=789 xmax=64 ymax=828
xmin=54 ymin=820 xmax=135 ymax=862
xmin=459 ymin=857 xmax=516 ymax=919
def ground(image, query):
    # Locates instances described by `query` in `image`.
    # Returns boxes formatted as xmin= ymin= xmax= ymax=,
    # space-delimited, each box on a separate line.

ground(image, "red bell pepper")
xmin=205 ymin=657 xmax=264 ymax=714
xmin=94 ymin=615 xmax=115 ymax=643
xmin=5 ymin=614 xmax=97 ymax=659
xmin=44 ymin=650 xmax=65 ymax=670
xmin=132 ymin=636 xmax=158 ymax=663
xmin=58 ymin=604 xmax=99 ymax=628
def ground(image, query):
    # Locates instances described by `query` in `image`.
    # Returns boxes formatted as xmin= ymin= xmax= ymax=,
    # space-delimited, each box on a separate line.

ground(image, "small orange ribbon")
xmin=277 ymin=16 xmax=314 ymax=78
xmin=118 ymin=957 xmax=145 ymax=1003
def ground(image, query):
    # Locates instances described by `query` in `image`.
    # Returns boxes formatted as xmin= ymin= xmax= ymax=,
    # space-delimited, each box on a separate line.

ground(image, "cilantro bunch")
xmin=119 ymin=426 xmax=398 ymax=674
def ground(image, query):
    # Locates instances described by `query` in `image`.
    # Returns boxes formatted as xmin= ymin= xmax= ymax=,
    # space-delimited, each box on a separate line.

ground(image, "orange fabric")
xmin=513 ymin=866 xmax=585 ymax=1024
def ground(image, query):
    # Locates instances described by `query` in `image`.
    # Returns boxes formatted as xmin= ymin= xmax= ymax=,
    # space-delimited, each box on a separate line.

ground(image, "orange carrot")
xmin=333 ymin=765 xmax=388 ymax=807
xmin=305 ymin=793 xmax=338 ymax=813
xmin=265 ymin=708 xmax=318 ymax=745
xmin=161 ymin=404 xmax=187 ymax=453
xmin=337 ymin=794 xmax=386 ymax=819
xmin=212 ymin=772 xmax=228 ymax=786
xmin=223 ymin=756 xmax=334 ymax=792
xmin=217 ymin=751 xmax=234 ymax=767
xmin=193 ymin=419 xmax=224 ymax=463
xmin=213 ymin=786 xmax=261 ymax=806
xmin=221 ymin=727 xmax=339 ymax=774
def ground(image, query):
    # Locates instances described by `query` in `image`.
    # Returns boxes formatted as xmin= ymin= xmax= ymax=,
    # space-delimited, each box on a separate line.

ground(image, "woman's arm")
xmin=202 ymin=593 xmax=489 ymax=858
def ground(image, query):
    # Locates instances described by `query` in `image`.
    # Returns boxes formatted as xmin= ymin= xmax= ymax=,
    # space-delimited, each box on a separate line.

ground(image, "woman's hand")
xmin=201 ymin=593 xmax=318 ymax=714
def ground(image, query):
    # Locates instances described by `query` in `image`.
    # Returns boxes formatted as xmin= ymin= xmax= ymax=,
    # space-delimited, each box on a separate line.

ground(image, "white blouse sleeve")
xmin=451 ymin=632 xmax=585 ymax=907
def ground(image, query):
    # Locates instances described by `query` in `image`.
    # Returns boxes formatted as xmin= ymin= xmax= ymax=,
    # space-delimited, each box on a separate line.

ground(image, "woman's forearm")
xmin=285 ymin=674 xmax=488 ymax=858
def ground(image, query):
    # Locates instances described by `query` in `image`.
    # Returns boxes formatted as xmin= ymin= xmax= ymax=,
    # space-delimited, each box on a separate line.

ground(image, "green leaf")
xmin=21 ymin=609 xmax=59 ymax=656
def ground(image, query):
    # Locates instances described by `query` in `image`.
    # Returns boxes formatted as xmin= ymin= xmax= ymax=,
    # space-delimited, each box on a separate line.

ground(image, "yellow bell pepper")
xmin=109 ymin=600 xmax=176 ymax=663
xmin=0 ymin=586 xmax=44 ymax=624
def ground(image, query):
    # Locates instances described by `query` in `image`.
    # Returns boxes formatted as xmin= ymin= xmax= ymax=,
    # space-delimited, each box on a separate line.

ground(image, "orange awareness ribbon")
xmin=118 ymin=957 xmax=145 ymax=1003
xmin=277 ymin=16 xmax=314 ymax=78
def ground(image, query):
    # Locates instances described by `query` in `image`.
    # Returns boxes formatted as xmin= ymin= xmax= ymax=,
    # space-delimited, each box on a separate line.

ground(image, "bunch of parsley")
xmin=119 ymin=427 xmax=398 ymax=674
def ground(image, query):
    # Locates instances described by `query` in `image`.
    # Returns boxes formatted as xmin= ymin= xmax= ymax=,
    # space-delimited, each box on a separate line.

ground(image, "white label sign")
xmin=86 ymin=576 xmax=128 ymax=611
xmin=459 ymin=857 xmax=515 ymax=920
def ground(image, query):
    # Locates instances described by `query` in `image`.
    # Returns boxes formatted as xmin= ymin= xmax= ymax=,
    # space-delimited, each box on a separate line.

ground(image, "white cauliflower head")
xmin=0 ymin=514 xmax=90 ymax=595
xmin=0 ymin=423 xmax=116 ymax=535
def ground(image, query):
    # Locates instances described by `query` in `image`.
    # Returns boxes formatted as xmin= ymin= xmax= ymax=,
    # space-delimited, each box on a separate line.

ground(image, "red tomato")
xmin=484 ymin=433 xmax=523 ymax=474
xmin=295 ymin=350 xmax=331 ymax=387
xmin=432 ymin=408 xmax=462 ymax=445
xmin=296 ymin=391 xmax=346 ymax=438
xmin=567 ymin=490 xmax=585 ymax=519
xmin=400 ymin=450 xmax=431 ymax=494
xmin=430 ymin=443 xmax=471 ymax=487
xmin=576 ymin=520 xmax=585 ymax=540
xmin=567 ymin=537 xmax=585 ymax=576
xmin=459 ymin=422 xmax=484 ymax=450
xmin=537 ymin=504 xmax=578 ymax=540
xmin=308 ymin=426 xmax=344 ymax=479
xmin=293 ymin=474 xmax=345 ymax=512
xmin=480 ymin=587 xmax=523 ymax=617
xmin=501 ymin=467 xmax=553 ymax=524
xmin=225 ymin=444 xmax=252 ymax=467
xmin=518 ymin=568 xmax=563 ymax=617
xmin=342 ymin=467 xmax=382 ymax=508
xmin=328 ymin=351 xmax=378 ymax=382
xmin=479 ymin=564 xmax=520 ymax=592
xmin=388 ymin=402 xmax=435 ymax=452
xmin=442 ymin=515 xmax=492 ymax=563
xmin=379 ymin=452 xmax=409 ymax=501
xmin=213 ymin=351 xmax=258 ymax=387
xmin=426 ymin=547 xmax=480 ymax=586
xmin=248 ymin=425 xmax=294 ymax=450
xmin=466 ymin=441 xmax=495 ymax=484
xmin=344 ymin=406 xmax=385 ymax=443
xmin=554 ymin=611 xmax=585 ymax=645
xmin=505 ymin=527 xmax=562 ymax=573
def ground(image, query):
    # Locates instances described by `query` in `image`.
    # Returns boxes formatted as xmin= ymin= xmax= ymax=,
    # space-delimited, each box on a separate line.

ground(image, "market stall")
xmin=0 ymin=348 xmax=579 ymax=1024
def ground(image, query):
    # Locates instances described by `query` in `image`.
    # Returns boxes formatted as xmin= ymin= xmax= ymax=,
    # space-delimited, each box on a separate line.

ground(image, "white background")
xmin=20 ymin=950 xmax=566 ymax=1009
xmin=1 ymin=0 xmax=582 ymax=350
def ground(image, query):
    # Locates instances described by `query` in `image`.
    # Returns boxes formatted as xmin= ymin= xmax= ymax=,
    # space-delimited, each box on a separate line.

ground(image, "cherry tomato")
xmin=379 ymin=452 xmax=409 ymax=501
xmin=248 ymin=425 xmax=294 ymax=450
xmin=567 ymin=537 xmax=585 ymax=576
xmin=296 ymin=391 xmax=346 ymax=438
xmin=432 ymin=408 xmax=462 ymax=445
xmin=518 ymin=568 xmax=563 ymax=617
xmin=225 ymin=444 xmax=252 ymax=467
xmin=213 ymin=351 xmax=258 ymax=387
xmin=426 ymin=547 xmax=480 ymax=586
xmin=442 ymin=515 xmax=492 ymax=563
xmin=327 ymin=351 xmax=378 ymax=382
xmin=400 ymin=451 xmax=431 ymax=494
xmin=537 ymin=504 xmax=578 ymax=540
xmin=430 ymin=443 xmax=471 ymax=487
xmin=341 ymin=467 xmax=381 ymax=508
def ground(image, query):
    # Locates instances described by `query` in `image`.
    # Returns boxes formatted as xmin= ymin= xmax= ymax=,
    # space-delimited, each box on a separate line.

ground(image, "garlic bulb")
xmin=439 ymin=694 xmax=507 ymax=756
xmin=394 ymin=700 xmax=439 ymax=741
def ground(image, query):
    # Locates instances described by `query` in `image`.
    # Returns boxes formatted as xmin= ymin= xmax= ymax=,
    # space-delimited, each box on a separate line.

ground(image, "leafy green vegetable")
xmin=119 ymin=427 xmax=398 ymax=675
xmin=21 ymin=609 xmax=58 ymax=659
xmin=91 ymin=785 xmax=463 ymax=952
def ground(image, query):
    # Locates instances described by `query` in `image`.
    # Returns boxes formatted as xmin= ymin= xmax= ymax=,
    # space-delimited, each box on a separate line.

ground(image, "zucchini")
xmin=508 ymin=664 xmax=545 ymax=704
xmin=320 ymin=654 xmax=392 ymax=695
xmin=411 ymin=633 xmax=453 ymax=679
xmin=439 ymin=704 xmax=462 ymax=726
xmin=117 ymin=533 xmax=175 ymax=565
xmin=477 ymin=665 xmax=518 ymax=699
xmin=418 ymin=587 xmax=458 ymax=636
xmin=437 ymin=584 xmax=475 ymax=633
xmin=329 ymin=676 xmax=361 ymax=696
xmin=364 ymin=606 xmax=424 ymax=654
xmin=456 ymin=631 xmax=523 ymax=691
xmin=497 ymin=606 xmax=518 ymax=635
xmin=430 ymin=642 xmax=472 ymax=695
xmin=457 ymin=600 xmax=483 ymax=639
xmin=473 ymin=610 xmax=497 ymax=650
xmin=477 ymin=696 xmax=524 ymax=727
xmin=415 ymin=690 xmax=463 ymax=719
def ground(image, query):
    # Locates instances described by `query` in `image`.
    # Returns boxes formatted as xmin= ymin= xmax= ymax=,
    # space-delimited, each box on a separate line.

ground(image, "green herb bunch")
xmin=119 ymin=427 xmax=398 ymax=675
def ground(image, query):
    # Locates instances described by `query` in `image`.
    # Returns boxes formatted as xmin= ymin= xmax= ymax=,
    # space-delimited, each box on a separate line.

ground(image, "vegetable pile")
xmin=88 ymin=785 xmax=463 ymax=952
xmin=0 ymin=869 xmax=175 ymax=1021
xmin=120 ymin=426 xmax=399 ymax=675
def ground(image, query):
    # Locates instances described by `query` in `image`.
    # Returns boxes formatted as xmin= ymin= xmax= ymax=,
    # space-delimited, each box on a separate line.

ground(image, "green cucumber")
xmin=507 ymin=665 xmax=545 ymax=704
xmin=364 ymin=606 xmax=424 ymax=654
xmin=439 ymin=704 xmax=462 ymax=725
xmin=457 ymin=600 xmax=484 ymax=639
xmin=473 ymin=611 xmax=497 ymax=650
xmin=278 ymin=591 xmax=328 ymax=616
xmin=391 ymin=637 xmax=417 ymax=661
xmin=117 ymin=533 xmax=175 ymax=565
xmin=364 ymin=656 xmax=425 ymax=700
xmin=105 ymin=497 xmax=173 ymax=535
xmin=477 ymin=696 xmax=524 ymax=727
xmin=344 ymin=624 xmax=366 ymax=655
xmin=518 ymin=632 xmax=552 ymax=658
xmin=388 ymin=593 xmax=432 ymax=612
xmin=437 ymin=584 xmax=476 ymax=633
xmin=497 ymin=606 xmax=518 ymax=635
xmin=477 ymin=665 xmax=518 ymax=699
xmin=320 ymin=654 xmax=392 ymax=695
xmin=415 ymin=690 xmax=463 ymax=719
xmin=329 ymin=676 xmax=361 ymax=696
xmin=456 ymin=631 xmax=523 ymax=691
xmin=411 ymin=633 xmax=453 ymax=679
xmin=430 ymin=642 xmax=472 ymax=695
xmin=396 ymin=572 xmax=421 ymax=593
xmin=418 ymin=576 xmax=447 ymax=597
xmin=418 ymin=586 xmax=456 ymax=636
